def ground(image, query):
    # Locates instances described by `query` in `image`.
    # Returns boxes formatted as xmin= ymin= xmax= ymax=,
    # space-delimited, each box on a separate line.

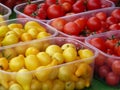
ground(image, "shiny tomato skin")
xmin=61 ymin=2 xmax=72 ymax=12
xmin=112 ymin=60 xmax=120 ymax=75
xmin=95 ymin=54 xmax=105 ymax=67
xmin=95 ymin=12 xmax=107 ymax=21
xmin=90 ymin=37 xmax=106 ymax=52
xmin=58 ymin=0 xmax=75 ymax=5
xmin=45 ymin=0 xmax=56 ymax=6
xmin=111 ymin=9 xmax=120 ymax=21
xmin=87 ymin=16 xmax=102 ymax=31
xmin=47 ymin=4 xmax=65 ymax=19
xmin=114 ymin=44 xmax=120 ymax=56
xmin=106 ymin=16 xmax=118 ymax=25
xmin=109 ymin=24 xmax=120 ymax=30
xmin=23 ymin=4 xmax=37 ymax=16
xmin=106 ymin=72 xmax=119 ymax=86
xmin=87 ymin=0 xmax=101 ymax=10
xmin=63 ymin=22 xmax=81 ymax=35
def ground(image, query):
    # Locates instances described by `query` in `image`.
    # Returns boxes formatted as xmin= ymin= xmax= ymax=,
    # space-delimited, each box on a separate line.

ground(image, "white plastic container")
xmin=14 ymin=0 xmax=115 ymax=23
xmin=0 ymin=3 xmax=12 ymax=20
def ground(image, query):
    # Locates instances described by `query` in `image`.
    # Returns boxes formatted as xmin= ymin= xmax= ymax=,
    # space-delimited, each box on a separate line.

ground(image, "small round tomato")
xmin=98 ymin=65 xmax=110 ymax=79
xmin=45 ymin=0 xmax=56 ymax=6
xmin=111 ymin=9 xmax=120 ymax=21
xmin=87 ymin=16 xmax=102 ymax=31
xmin=114 ymin=42 xmax=120 ymax=56
xmin=23 ymin=3 xmax=37 ymax=16
xmin=63 ymin=22 xmax=81 ymax=35
xmin=74 ymin=17 xmax=87 ymax=32
xmin=87 ymin=0 xmax=101 ymax=10
xmin=38 ymin=3 xmax=48 ymax=10
xmin=50 ymin=18 xmax=67 ymax=31
xmin=90 ymin=37 xmax=107 ymax=52
xmin=106 ymin=16 xmax=118 ymax=25
xmin=61 ymin=2 xmax=72 ymax=12
xmin=58 ymin=0 xmax=75 ymax=5
xmin=112 ymin=60 xmax=120 ymax=75
xmin=72 ymin=0 xmax=86 ymax=13
xmin=106 ymin=72 xmax=119 ymax=86
xmin=95 ymin=54 xmax=105 ymax=67
xmin=109 ymin=24 xmax=120 ymax=30
xmin=106 ymin=58 xmax=118 ymax=68
xmin=47 ymin=4 xmax=65 ymax=19
xmin=95 ymin=12 xmax=107 ymax=21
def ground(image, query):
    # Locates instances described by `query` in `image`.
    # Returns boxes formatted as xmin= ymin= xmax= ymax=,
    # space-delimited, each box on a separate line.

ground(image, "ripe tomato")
xmin=111 ymin=9 xmax=120 ymax=21
xmin=95 ymin=12 xmax=107 ymax=21
xmin=58 ymin=0 xmax=75 ymax=5
xmin=106 ymin=16 xmax=118 ymax=25
xmin=47 ymin=4 xmax=65 ymax=19
xmin=63 ymin=22 xmax=81 ymax=35
xmin=50 ymin=18 xmax=67 ymax=31
xmin=95 ymin=54 xmax=105 ymax=67
xmin=74 ymin=17 xmax=87 ymax=32
xmin=112 ymin=60 xmax=120 ymax=75
xmin=105 ymin=35 xmax=118 ymax=50
xmin=61 ymin=2 xmax=72 ymax=12
xmin=45 ymin=0 xmax=56 ymax=6
xmin=38 ymin=3 xmax=48 ymax=10
xmin=72 ymin=0 xmax=86 ymax=13
xmin=114 ymin=42 xmax=120 ymax=56
xmin=90 ymin=37 xmax=106 ymax=52
xmin=98 ymin=65 xmax=110 ymax=79
xmin=106 ymin=58 xmax=118 ymax=68
xmin=4 ymin=0 xmax=16 ymax=9
xmin=87 ymin=16 xmax=101 ymax=31
xmin=87 ymin=0 xmax=101 ymax=10
xmin=109 ymin=24 xmax=120 ymax=30
xmin=106 ymin=72 xmax=119 ymax=86
xmin=23 ymin=3 xmax=37 ymax=16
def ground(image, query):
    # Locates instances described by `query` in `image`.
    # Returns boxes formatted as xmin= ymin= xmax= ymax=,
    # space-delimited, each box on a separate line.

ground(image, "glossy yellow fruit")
xmin=0 ymin=57 xmax=9 ymax=70
xmin=42 ymin=80 xmax=53 ymax=90
xmin=75 ymin=78 xmax=86 ymax=90
xmin=8 ymin=23 xmax=23 ymax=30
xmin=37 ymin=52 xmax=52 ymax=66
xmin=25 ymin=47 xmax=39 ymax=56
xmin=63 ymin=47 xmax=77 ymax=62
xmin=15 ymin=45 xmax=28 ymax=55
xmin=31 ymin=79 xmax=42 ymax=90
xmin=61 ymin=43 xmax=76 ymax=50
xmin=37 ymin=31 xmax=51 ymax=39
xmin=5 ymin=31 xmax=17 ymax=36
xmin=9 ymin=55 xmax=25 ymax=71
xmin=45 ymin=45 xmax=62 ymax=56
xmin=25 ymin=55 xmax=40 ymax=70
xmin=13 ymin=28 xmax=24 ymax=38
xmin=65 ymin=81 xmax=75 ymax=90
xmin=21 ymin=33 xmax=33 ymax=42
xmin=27 ymin=28 xmax=39 ymax=39
xmin=0 ymin=85 xmax=7 ymax=90
xmin=0 ymin=26 xmax=10 ymax=37
xmin=9 ymin=83 xmax=23 ymax=90
xmin=16 ymin=69 xmax=32 ymax=90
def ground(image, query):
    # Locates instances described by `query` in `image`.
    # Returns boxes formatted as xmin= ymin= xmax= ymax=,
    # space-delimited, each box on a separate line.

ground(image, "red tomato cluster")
xmin=90 ymin=35 xmax=120 ymax=86
xmin=50 ymin=8 xmax=120 ymax=36
xmin=23 ymin=0 xmax=111 ymax=20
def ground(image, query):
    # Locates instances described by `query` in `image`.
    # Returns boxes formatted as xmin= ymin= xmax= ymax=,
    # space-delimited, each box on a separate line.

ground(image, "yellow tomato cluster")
xmin=0 ymin=21 xmax=51 ymax=46
xmin=0 ymin=43 xmax=94 ymax=90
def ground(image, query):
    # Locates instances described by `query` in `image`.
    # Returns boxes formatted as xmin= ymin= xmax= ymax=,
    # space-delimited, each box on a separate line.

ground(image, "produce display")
xmin=0 ymin=37 xmax=97 ymax=90
xmin=0 ymin=18 xmax=57 ymax=46
xmin=14 ymin=0 xmax=115 ymax=22
xmin=85 ymin=30 xmax=120 ymax=86
xmin=48 ymin=7 xmax=120 ymax=41
xmin=0 ymin=3 xmax=12 ymax=20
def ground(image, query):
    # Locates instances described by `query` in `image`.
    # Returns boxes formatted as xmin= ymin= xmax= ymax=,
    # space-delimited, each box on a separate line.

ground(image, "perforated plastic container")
xmin=48 ymin=7 xmax=120 ymax=42
xmin=14 ymin=0 xmax=115 ymax=23
xmin=0 ymin=18 xmax=58 ymax=47
xmin=0 ymin=3 xmax=12 ymax=20
xmin=85 ymin=30 xmax=120 ymax=86
xmin=0 ymin=37 xmax=98 ymax=90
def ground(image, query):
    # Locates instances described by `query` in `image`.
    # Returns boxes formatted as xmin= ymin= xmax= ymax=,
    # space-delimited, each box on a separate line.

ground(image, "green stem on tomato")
xmin=27 ymin=0 xmax=31 ymax=4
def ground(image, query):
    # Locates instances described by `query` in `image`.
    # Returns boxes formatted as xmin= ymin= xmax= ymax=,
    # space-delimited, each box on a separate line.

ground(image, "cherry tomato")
xmin=47 ymin=4 xmax=65 ymax=19
xmin=61 ymin=2 xmax=72 ymax=12
xmin=95 ymin=54 xmax=105 ymax=67
xmin=4 ymin=0 xmax=16 ymax=9
xmin=105 ymin=35 xmax=118 ymax=50
xmin=95 ymin=12 xmax=107 ymax=21
xmin=90 ymin=37 xmax=106 ymax=52
xmin=51 ymin=18 xmax=67 ymax=31
xmin=106 ymin=16 xmax=118 ymax=25
xmin=63 ymin=22 xmax=81 ymax=35
xmin=87 ymin=16 xmax=102 ymax=31
xmin=112 ymin=60 xmax=120 ymax=75
xmin=74 ymin=17 xmax=87 ymax=32
xmin=23 ymin=3 xmax=37 ymax=16
xmin=38 ymin=3 xmax=48 ymax=10
xmin=98 ymin=65 xmax=110 ymax=79
xmin=106 ymin=72 xmax=119 ymax=86
xmin=72 ymin=0 xmax=86 ymax=13
xmin=109 ymin=24 xmax=120 ymax=30
xmin=58 ymin=0 xmax=75 ymax=5
xmin=111 ymin=9 xmax=120 ymax=21
xmin=106 ymin=58 xmax=118 ymax=68
xmin=45 ymin=0 xmax=56 ymax=6
xmin=87 ymin=0 xmax=101 ymax=10
xmin=114 ymin=42 xmax=120 ymax=56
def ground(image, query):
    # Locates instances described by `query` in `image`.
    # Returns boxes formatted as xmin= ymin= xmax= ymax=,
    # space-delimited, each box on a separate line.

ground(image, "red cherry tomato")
xmin=106 ymin=58 xmax=118 ymax=68
xmin=114 ymin=42 xmax=120 ymax=56
xmin=87 ymin=16 xmax=102 ymax=31
xmin=58 ymin=0 xmax=75 ymax=5
xmin=98 ymin=65 xmax=110 ymax=79
xmin=63 ymin=22 xmax=81 ymax=35
xmin=23 ymin=3 xmax=37 ymax=16
xmin=109 ymin=24 xmax=120 ymax=30
xmin=112 ymin=60 xmax=120 ymax=75
xmin=90 ymin=37 xmax=107 ymax=52
xmin=61 ymin=2 xmax=72 ymax=12
xmin=38 ymin=3 xmax=48 ymax=10
xmin=50 ymin=18 xmax=67 ymax=31
xmin=95 ymin=12 xmax=107 ymax=21
xmin=106 ymin=16 xmax=118 ymax=25
xmin=87 ymin=0 xmax=101 ymax=10
xmin=74 ymin=17 xmax=87 ymax=32
xmin=47 ymin=4 xmax=65 ymax=19
xmin=106 ymin=72 xmax=119 ymax=86
xmin=111 ymin=9 xmax=120 ymax=21
xmin=72 ymin=0 xmax=86 ymax=13
xmin=45 ymin=0 xmax=56 ymax=6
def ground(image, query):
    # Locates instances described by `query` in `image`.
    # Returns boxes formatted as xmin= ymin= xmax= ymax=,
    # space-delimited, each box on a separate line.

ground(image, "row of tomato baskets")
xmin=0 ymin=0 xmax=120 ymax=89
